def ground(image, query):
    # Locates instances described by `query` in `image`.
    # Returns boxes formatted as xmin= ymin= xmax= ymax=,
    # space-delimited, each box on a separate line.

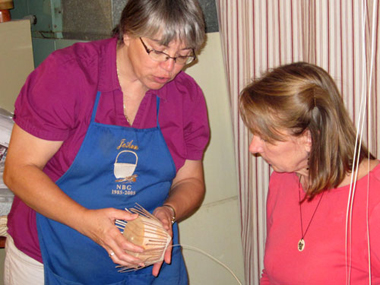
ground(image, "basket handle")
xmin=115 ymin=150 xmax=138 ymax=165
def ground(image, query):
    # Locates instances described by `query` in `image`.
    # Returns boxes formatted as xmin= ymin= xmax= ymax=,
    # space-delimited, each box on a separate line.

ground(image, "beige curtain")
xmin=215 ymin=1 xmax=380 ymax=284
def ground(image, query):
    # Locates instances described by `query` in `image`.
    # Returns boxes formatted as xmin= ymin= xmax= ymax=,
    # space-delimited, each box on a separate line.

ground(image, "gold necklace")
xmin=298 ymin=180 xmax=325 ymax=252
xmin=116 ymin=66 xmax=131 ymax=125
xmin=122 ymin=103 xmax=131 ymax=125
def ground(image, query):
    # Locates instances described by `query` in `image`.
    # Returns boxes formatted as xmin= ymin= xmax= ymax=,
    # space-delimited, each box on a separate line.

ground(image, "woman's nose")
xmin=161 ymin=58 xmax=176 ymax=72
xmin=249 ymin=135 xmax=263 ymax=154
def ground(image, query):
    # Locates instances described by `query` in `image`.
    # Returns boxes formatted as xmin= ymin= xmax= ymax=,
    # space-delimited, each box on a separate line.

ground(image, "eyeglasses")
xmin=139 ymin=37 xmax=196 ymax=65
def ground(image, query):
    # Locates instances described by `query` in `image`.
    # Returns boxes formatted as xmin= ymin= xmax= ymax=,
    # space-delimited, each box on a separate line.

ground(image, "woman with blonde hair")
xmin=240 ymin=62 xmax=380 ymax=284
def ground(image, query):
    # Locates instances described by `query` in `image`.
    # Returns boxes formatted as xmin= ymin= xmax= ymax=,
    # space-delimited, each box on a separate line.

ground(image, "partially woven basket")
xmin=116 ymin=204 xmax=171 ymax=271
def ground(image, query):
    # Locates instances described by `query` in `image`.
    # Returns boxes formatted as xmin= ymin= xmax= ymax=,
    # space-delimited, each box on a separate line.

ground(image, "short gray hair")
xmin=113 ymin=0 xmax=206 ymax=51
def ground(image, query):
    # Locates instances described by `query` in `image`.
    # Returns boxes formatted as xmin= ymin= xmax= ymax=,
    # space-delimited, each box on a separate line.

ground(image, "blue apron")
xmin=36 ymin=91 xmax=188 ymax=284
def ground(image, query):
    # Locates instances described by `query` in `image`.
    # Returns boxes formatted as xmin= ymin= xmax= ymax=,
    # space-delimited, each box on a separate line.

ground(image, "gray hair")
xmin=112 ymin=0 xmax=206 ymax=51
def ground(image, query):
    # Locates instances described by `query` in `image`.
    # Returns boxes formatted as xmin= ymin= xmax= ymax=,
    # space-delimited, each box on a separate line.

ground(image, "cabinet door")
xmin=0 ymin=19 xmax=34 ymax=112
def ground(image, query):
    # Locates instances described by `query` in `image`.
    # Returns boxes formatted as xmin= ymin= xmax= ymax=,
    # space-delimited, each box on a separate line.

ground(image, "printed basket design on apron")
xmin=114 ymin=150 xmax=138 ymax=180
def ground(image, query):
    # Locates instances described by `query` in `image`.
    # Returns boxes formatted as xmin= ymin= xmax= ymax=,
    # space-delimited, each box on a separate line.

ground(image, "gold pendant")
xmin=298 ymin=238 xmax=305 ymax=251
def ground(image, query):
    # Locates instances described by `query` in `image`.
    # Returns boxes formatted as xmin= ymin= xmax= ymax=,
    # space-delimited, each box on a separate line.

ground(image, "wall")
xmin=182 ymin=32 xmax=244 ymax=284
xmin=0 ymin=20 xmax=34 ymax=112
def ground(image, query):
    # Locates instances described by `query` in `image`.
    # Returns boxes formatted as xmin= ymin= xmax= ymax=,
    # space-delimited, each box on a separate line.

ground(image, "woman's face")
xmin=122 ymin=34 xmax=193 ymax=90
xmin=249 ymin=130 xmax=310 ymax=174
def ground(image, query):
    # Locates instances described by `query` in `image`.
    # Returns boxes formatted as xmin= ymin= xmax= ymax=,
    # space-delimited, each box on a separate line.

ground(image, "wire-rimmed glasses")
xmin=139 ymin=37 xmax=196 ymax=65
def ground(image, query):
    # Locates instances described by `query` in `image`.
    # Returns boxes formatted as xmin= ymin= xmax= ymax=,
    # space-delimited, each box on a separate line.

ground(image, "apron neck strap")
xmin=91 ymin=92 xmax=161 ymax=127
xmin=156 ymin=96 xmax=161 ymax=128
xmin=91 ymin=91 xmax=102 ymax=122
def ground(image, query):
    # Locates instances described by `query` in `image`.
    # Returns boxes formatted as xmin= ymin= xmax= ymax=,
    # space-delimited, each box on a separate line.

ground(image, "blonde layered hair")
xmin=240 ymin=62 xmax=375 ymax=199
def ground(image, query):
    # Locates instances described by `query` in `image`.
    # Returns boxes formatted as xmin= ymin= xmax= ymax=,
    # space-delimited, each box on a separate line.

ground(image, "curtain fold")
xmin=216 ymin=1 xmax=379 ymax=284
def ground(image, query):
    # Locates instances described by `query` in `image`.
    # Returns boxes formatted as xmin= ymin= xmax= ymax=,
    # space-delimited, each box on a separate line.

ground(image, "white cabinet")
xmin=0 ymin=19 xmax=34 ymax=112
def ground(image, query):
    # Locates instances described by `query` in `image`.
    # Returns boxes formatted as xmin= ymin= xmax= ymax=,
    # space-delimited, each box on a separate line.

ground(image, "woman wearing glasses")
xmin=3 ymin=0 xmax=208 ymax=284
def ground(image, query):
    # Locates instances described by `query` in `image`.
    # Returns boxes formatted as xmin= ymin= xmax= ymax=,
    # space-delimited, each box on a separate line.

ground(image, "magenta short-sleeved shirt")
xmin=7 ymin=37 xmax=210 ymax=262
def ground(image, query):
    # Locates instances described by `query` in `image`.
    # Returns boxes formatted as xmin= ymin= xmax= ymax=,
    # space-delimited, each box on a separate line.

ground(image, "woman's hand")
xmin=151 ymin=206 xmax=175 ymax=276
xmin=4 ymin=125 xmax=145 ymax=269
xmin=80 ymin=207 xmax=145 ymax=269
xmin=148 ymin=160 xmax=206 ymax=276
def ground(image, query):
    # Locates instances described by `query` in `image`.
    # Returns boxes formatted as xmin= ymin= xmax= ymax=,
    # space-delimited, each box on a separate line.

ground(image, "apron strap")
xmin=92 ymin=91 xmax=160 ymax=127
xmin=156 ymin=97 xmax=161 ymax=128
xmin=90 ymin=91 xmax=102 ymax=122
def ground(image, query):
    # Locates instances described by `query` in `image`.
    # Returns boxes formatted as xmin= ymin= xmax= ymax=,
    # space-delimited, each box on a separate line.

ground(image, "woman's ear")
xmin=123 ymin=33 xmax=131 ymax=46
xmin=302 ymin=129 xmax=312 ymax=153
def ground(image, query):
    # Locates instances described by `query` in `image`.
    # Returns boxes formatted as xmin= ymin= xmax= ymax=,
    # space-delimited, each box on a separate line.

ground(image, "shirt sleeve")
xmin=13 ymin=47 xmax=93 ymax=141
xmin=368 ymin=166 xmax=380 ymax=277
xmin=180 ymin=76 xmax=210 ymax=160
xmin=260 ymin=269 xmax=271 ymax=284
xmin=370 ymin=199 xmax=380 ymax=276
xmin=259 ymin=172 xmax=279 ymax=285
